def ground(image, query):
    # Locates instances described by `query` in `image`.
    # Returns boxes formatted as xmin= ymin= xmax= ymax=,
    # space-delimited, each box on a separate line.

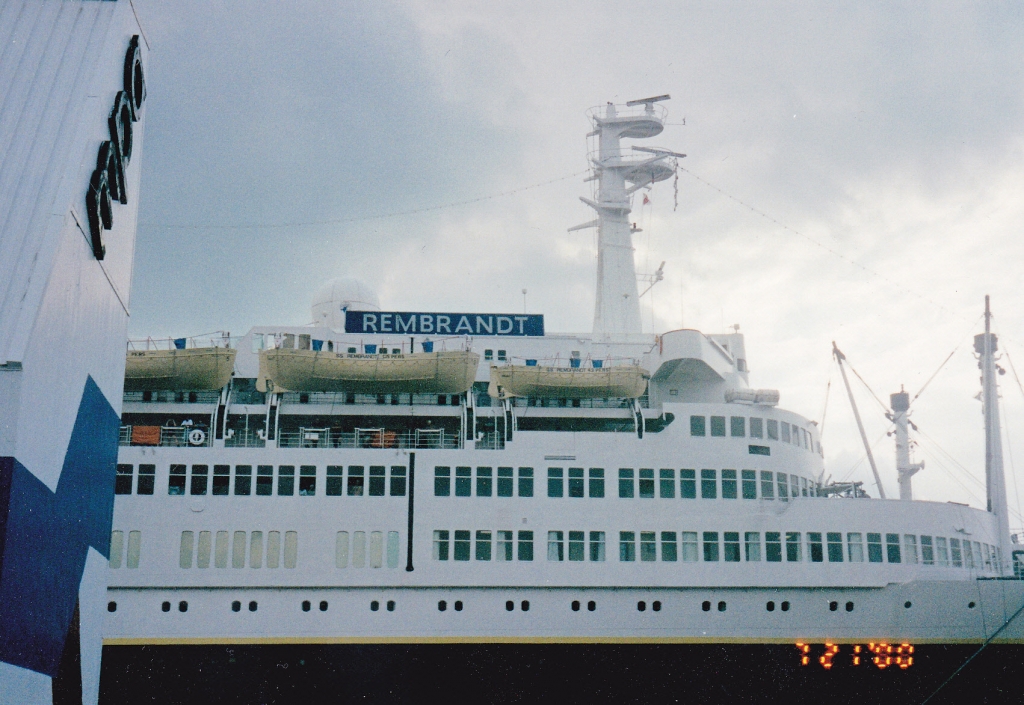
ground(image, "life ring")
xmin=188 ymin=428 xmax=206 ymax=446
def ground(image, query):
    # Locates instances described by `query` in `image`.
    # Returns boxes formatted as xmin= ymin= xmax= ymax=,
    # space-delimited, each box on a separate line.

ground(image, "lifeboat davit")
xmin=488 ymin=364 xmax=650 ymax=399
xmin=124 ymin=348 xmax=236 ymax=391
xmin=257 ymin=349 xmax=480 ymax=394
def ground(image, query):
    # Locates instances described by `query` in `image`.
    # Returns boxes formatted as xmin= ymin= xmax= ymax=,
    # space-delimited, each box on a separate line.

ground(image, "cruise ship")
xmin=102 ymin=97 xmax=1024 ymax=698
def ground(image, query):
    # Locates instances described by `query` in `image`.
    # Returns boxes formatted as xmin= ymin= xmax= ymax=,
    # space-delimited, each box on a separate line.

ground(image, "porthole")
xmin=701 ymin=600 xmax=711 ymax=612
xmin=571 ymin=600 xmax=580 ymax=611
xmin=320 ymin=600 xmax=329 ymax=612
xmin=653 ymin=601 xmax=662 ymax=612
xmin=505 ymin=600 xmax=514 ymax=612
xmin=829 ymin=601 xmax=838 ymax=612
xmin=781 ymin=601 xmax=790 ymax=612
xmin=232 ymin=601 xmax=241 ymax=612
xmin=248 ymin=600 xmax=257 ymax=612
xmin=587 ymin=600 xmax=596 ymax=612
xmin=845 ymin=601 xmax=854 ymax=612
xmin=107 ymin=601 xmax=117 ymax=613
xmin=161 ymin=601 xmax=171 ymax=613
xmin=717 ymin=601 xmax=727 ymax=612
xmin=904 ymin=601 xmax=912 ymax=609
xmin=766 ymin=601 xmax=775 ymax=612
xmin=178 ymin=601 xmax=188 ymax=613
xmin=521 ymin=600 xmax=530 ymax=612
xmin=453 ymin=601 xmax=461 ymax=612
xmin=371 ymin=600 xmax=380 ymax=612
xmin=387 ymin=600 xmax=396 ymax=612
xmin=637 ymin=601 xmax=647 ymax=612
xmin=438 ymin=600 xmax=447 ymax=612
xmin=302 ymin=600 xmax=311 ymax=612
xmin=968 ymin=601 xmax=976 ymax=609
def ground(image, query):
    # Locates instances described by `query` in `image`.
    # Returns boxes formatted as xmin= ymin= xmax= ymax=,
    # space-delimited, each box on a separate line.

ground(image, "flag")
xmin=642 ymin=194 xmax=650 ymax=205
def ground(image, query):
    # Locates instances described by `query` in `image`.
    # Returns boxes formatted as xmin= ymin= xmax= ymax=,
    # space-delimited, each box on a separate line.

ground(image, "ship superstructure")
xmin=104 ymin=98 xmax=1024 ymax=653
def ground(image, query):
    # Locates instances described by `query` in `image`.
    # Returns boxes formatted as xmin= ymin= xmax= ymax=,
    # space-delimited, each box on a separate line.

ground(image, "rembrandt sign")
xmin=346 ymin=311 xmax=544 ymax=337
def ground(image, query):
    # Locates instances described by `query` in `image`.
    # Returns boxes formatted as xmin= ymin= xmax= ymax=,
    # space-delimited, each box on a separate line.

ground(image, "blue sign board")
xmin=345 ymin=311 xmax=544 ymax=337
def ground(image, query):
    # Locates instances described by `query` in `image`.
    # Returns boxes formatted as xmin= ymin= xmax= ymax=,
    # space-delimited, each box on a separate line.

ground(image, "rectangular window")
xmin=681 ymin=532 xmax=699 ymax=562
xmin=109 ymin=531 xmax=123 ymax=569
xmin=351 ymin=531 xmax=364 ymax=568
xmin=326 ymin=466 xmax=343 ymax=496
xmin=212 ymin=465 xmax=230 ymax=495
xmin=277 ymin=465 xmax=295 ymax=496
xmin=659 ymin=469 xmax=675 ymax=498
xmin=847 ymin=533 xmax=864 ymax=562
xmin=767 ymin=419 xmax=779 ymax=440
xmin=790 ymin=474 xmax=800 ymax=499
xmin=886 ymin=533 xmax=902 ymax=563
xmin=741 ymin=470 xmax=757 ymax=499
xmin=724 ymin=532 xmax=741 ymax=562
xmin=963 ymin=540 xmax=974 ymax=569
xmin=115 ymin=464 xmax=133 ymax=495
xmin=496 ymin=530 xmax=513 ymax=561
xmin=284 ymin=531 xmax=298 ymax=569
xmin=548 ymin=531 xmax=565 ymax=561
xmin=137 ymin=464 xmax=155 ymax=495
xmin=903 ymin=535 xmax=919 ymax=564
xmin=589 ymin=531 xmax=606 ymax=562
xmin=547 ymin=468 xmax=564 ymax=497
xmin=498 ymin=467 xmax=514 ymax=497
xmin=299 ymin=465 xmax=316 ymax=496
xmin=267 ymin=531 xmax=282 ymax=568
xmin=781 ymin=422 xmax=791 ymax=443
xmin=232 ymin=531 xmax=246 ymax=568
xmin=807 ymin=532 xmax=823 ymax=562
xmin=766 ymin=532 xmax=782 ymax=562
xmin=786 ymin=532 xmax=802 ymax=562
xmin=936 ymin=537 xmax=949 ymax=566
xmin=389 ymin=466 xmax=406 ymax=496
xmin=197 ymin=531 xmax=211 ymax=568
xmin=190 ymin=465 xmax=208 ymax=496
xmin=973 ymin=541 xmax=982 ymax=569
xmin=951 ymin=538 xmax=963 ymax=567
xmin=434 ymin=466 xmax=451 ymax=496
xmin=518 ymin=467 xmax=534 ymax=497
xmin=476 ymin=530 xmax=492 ymax=561
xmin=701 ymin=469 xmax=717 ymax=499
xmin=680 ymin=469 xmax=696 ymax=499
xmin=251 ymin=531 xmax=265 ymax=568
xmin=569 ymin=531 xmax=585 ymax=561
xmin=369 ymin=466 xmax=386 ymax=496
xmin=867 ymin=533 xmax=883 ymax=563
xmin=745 ymin=532 xmax=761 ymax=562
xmin=703 ymin=531 xmax=720 ymax=561
xmin=730 ymin=416 xmax=745 ymax=437
xmin=568 ymin=468 xmax=584 ymax=498
xmin=387 ymin=531 xmax=400 ymax=569
xmin=257 ymin=465 xmax=274 ymax=495
xmin=618 ymin=468 xmax=635 ymax=498
xmin=710 ymin=416 xmax=726 ymax=437
xmin=721 ymin=469 xmax=737 ymax=499
xmin=339 ymin=528 xmax=352 ymax=565
xmin=589 ymin=468 xmax=605 ymax=498
xmin=179 ymin=531 xmax=194 ymax=569
xmin=215 ymin=531 xmax=228 ymax=568
xmin=640 ymin=531 xmax=657 ymax=561
xmin=690 ymin=415 xmax=706 ymax=436
xmin=619 ymin=531 xmax=636 ymax=561
xmin=518 ymin=530 xmax=534 ymax=561
xmin=235 ymin=465 xmax=253 ymax=496
xmin=454 ymin=530 xmax=471 ymax=561
xmin=639 ymin=469 xmax=655 ymax=498
xmin=801 ymin=478 xmax=808 ymax=497
xmin=760 ymin=471 xmax=774 ymax=499
xmin=777 ymin=474 xmax=788 ymax=502
xmin=433 ymin=530 xmax=450 ymax=560
xmin=661 ymin=531 xmax=678 ymax=561
xmin=827 ymin=532 xmax=844 ymax=562
xmin=750 ymin=417 xmax=764 ymax=439
xmin=455 ymin=466 xmax=472 ymax=496
xmin=477 ymin=467 xmax=493 ymax=497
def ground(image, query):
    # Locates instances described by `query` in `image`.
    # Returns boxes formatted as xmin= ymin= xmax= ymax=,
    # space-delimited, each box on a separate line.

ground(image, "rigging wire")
xmin=818 ymin=373 xmax=832 ymax=439
xmin=1002 ymin=349 xmax=1024 ymax=531
xmin=998 ymin=391 xmax=1023 ymax=534
xmin=844 ymin=356 xmax=890 ymax=414
xmin=911 ymin=314 xmax=983 ymax=404
xmin=835 ymin=429 xmax=889 ymax=486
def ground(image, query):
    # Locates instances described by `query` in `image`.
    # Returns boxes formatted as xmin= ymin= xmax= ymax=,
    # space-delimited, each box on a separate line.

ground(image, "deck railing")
xmin=119 ymin=425 xmax=213 ymax=447
xmin=276 ymin=428 xmax=461 ymax=450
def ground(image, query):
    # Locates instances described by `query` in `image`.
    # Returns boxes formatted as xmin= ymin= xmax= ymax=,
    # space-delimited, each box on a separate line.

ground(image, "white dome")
xmin=311 ymin=277 xmax=380 ymax=329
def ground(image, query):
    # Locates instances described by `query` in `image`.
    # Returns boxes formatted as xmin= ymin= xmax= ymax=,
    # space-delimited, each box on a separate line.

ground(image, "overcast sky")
xmin=129 ymin=1 xmax=1024 ymax=524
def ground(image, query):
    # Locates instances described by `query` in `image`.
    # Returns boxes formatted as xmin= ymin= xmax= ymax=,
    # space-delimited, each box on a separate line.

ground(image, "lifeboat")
xmin=124 ymin=348 xmax=236 ymax=391
xmin=257 ymin=349 xmax=480 ymax=394
xmin=488 ymin=364 xmax=650 ymax=399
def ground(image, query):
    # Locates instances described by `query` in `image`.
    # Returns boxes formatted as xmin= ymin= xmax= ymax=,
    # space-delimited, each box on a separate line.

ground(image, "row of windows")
xmin=430 ymin=529 xmax=999 ymax=570
xmin=109 ymin=530 xmax=141 ymax=569
xmin=335 ymin=531 xmax=402 ymax=569
xmin=433 ymin=466 xmax=817 ymax=500
xmin=142 ymin=464 xmax=409 ymax=497
xmin=690 ymin=415 xmax=817 ymax=453
xmin=178 ymin=530 xmax=298 ymax=569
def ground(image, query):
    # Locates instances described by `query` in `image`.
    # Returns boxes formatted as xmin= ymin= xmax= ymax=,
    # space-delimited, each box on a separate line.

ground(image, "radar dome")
xmin=311 ymin=278 xmax=380 ymax=329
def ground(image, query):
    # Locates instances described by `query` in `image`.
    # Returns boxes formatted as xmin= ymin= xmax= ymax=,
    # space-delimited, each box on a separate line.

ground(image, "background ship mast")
xmin=977 ymin=295 xmax=1011 ymax=573
xmin=570 ymin=95 xmax=683 ymax=341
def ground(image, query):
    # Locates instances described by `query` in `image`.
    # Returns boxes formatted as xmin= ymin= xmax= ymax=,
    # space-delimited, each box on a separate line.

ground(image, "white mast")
xmin=890 ymin=388 xmax=924 ymax=500
xmin=569 ymin=95 xmax=683 ymax=340
xmin=977 ymin=295 xmax=1010 ymax=573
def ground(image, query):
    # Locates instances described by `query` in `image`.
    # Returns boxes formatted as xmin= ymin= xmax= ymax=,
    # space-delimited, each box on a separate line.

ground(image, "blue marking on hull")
xmin=0 ymin=376 xmax=119 ymax=676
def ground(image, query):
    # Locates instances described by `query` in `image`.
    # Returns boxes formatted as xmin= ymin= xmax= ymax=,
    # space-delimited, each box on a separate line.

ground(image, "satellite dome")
xmin=311 ymin=277 xmax=380 ymax=329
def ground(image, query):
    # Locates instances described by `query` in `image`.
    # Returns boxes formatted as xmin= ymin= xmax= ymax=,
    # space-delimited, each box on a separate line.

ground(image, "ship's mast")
xmin=977 ymin=295 xmax=1010 ymax=573
xmin=890 ymin=388 xmax=923 ymax=500
xmin=570 ymin=95 xmax=683 ymax=341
